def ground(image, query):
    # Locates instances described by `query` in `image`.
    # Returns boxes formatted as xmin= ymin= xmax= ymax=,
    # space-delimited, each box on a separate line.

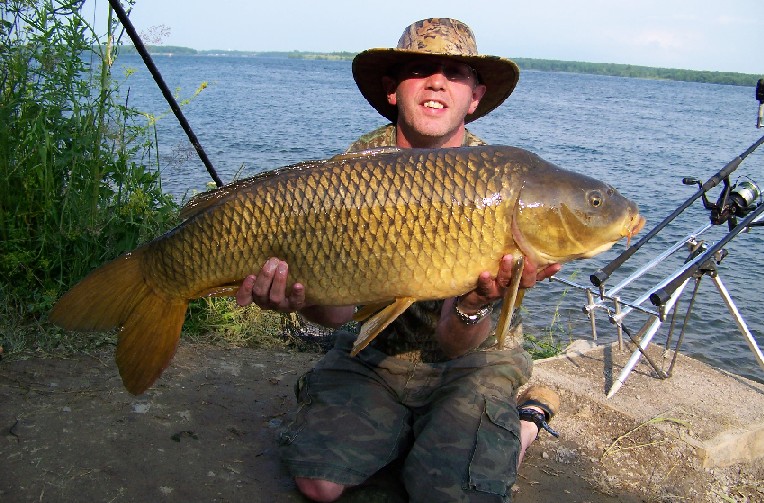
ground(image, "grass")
xmin=183 ymin=298 xmax=319 ymax=351
xmin=0 ymin=0 xmax=307 ymax=359
xmin=523 ymin=331 xmax=565 ymax=360
xmin=1 ymin=0 xmax=177 ymax=301
xmin=601 ymin=412 xmax=690 ymax=459
xmin=0 ymin=294 xmax=304 ymax=364
xmin=522 ymin=271 xmax=583 ymax=359
xmin=0 ymin=284 xmax=118 ymax=360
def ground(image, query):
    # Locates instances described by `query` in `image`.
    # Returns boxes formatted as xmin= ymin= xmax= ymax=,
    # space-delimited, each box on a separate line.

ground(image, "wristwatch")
xmin=452 ymin=296 xmax=493 ymax=325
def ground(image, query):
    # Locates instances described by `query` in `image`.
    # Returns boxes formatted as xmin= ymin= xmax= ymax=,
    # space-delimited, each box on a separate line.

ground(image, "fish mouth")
xmin=624 ymin=214 xmax=646 ymax=246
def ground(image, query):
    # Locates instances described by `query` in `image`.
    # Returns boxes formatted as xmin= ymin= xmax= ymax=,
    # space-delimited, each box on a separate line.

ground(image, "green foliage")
xmin=183 ymin=298 xmax=297 ymax=350
xmin=522 ymin=271 xmax=584 ymax=360
xmin=0 ymin=2 xmax=291 ymax=361
xmin=284 ymin=51 xmax=355 ymax=61
xmin=0 ymin=0 xmax=178 ymax=322
xmin=112 ymin=44 xmax=199 ymax=55
xmin=523 ymin=332 xmax=564 ymax=360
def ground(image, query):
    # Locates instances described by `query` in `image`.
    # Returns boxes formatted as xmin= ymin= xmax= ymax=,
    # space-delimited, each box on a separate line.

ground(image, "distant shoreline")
xmin=114 ymin=45 xmax=761 ymax=87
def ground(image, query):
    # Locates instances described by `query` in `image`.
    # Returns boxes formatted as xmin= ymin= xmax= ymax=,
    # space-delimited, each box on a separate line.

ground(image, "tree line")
xmin=512 ymin=58 xmax=759 ymax=87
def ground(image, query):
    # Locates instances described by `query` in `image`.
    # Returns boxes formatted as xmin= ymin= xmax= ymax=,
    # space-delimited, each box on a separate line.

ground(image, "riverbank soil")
xmin=1 ymin=342 xmax=762 ymax=502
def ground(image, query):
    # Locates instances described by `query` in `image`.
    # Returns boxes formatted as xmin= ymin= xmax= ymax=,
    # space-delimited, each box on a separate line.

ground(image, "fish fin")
xmin=193 ymin=283 xmax=243 ymax=298
xmin=49 ymin=251 xmax=148 ymax=331
xmin=328 ymin=147 xmax=402 ymax=162
xmin=115 ymin=295 xmax=187 ymax=395
xmin=515 ymin=288 xmax=525 ymax=307
xmin=352 ymin=301 xmax=393 ymax=322
xmin=179 ymin=187 xmax=230 ymax=220
xmin=180 ymin=176 xmax=271 ymax=221
xmin=351 ymin=297 xmax=416 ymax=356
xmin=49 ymin=248 xmax=187 ymax=395
xmin=180 ymin=159 xmax=334 ymax=221
xmin=495 ymin=257 xmax=525 ymax=349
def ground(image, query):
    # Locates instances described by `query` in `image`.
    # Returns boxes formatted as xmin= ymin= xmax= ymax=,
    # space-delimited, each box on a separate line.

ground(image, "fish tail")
xmin=49 ymin=248 xmax=188 ymax=395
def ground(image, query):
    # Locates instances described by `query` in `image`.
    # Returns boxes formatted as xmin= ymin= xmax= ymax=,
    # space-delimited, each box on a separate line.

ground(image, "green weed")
xmin=0 ymin=0 xmax=178 ymax=357
xmin=522 ymin=271 xmax=583 ymax=359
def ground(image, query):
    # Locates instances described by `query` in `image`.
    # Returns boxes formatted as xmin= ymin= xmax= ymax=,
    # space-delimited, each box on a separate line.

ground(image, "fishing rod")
xmin=757 ymin=78 xmax=764 ymax=128
xmin=649 ymin=201 xmax=764 ymax=307
xmin=590 ymin=130 xmax=764 ymax=290
xmin=546 ymin=80 xmax=764 ymax=396
xmin=591 ymin=79 xmax=764 ymax=288
xmin=106 ymin=0 xmax=224 ymax=188
xmin=603 ymin=202 xmax=764 ymax=397
xmin=586 ymin=80 xmax=764 ymax=396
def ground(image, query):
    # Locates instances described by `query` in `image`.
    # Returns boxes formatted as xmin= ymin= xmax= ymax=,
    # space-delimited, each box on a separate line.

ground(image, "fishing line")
xmin=107 ymin=0 xmax=224 ymax=188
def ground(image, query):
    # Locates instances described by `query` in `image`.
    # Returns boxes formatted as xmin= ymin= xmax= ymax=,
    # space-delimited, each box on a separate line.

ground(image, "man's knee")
xmin=295 ymin=477 xmax=346 ymax=502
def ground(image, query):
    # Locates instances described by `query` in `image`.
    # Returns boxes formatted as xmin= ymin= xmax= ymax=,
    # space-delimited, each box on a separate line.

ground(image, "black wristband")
xmin=518 ymin=407 xmax=560 ymax=438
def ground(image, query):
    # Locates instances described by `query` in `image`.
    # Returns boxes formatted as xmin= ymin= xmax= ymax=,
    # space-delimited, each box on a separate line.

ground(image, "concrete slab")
xmin=529 ymin=339 xmax=764 ymax=468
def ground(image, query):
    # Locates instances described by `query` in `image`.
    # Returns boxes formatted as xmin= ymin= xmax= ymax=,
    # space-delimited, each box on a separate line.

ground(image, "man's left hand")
xmin=457 ymin=254 xmax=561 ymax=311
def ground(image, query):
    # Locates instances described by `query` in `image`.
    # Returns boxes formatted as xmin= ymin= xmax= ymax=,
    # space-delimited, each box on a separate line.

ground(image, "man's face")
xmin=383 ymin=57 xmax=487 ymax=147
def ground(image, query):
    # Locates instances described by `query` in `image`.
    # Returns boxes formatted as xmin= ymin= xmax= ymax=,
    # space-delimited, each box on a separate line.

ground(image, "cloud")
xmin=714 ymin=14 xmax=756 ymax=26
xmin=631 ymin=29 xmax=692 ymax=51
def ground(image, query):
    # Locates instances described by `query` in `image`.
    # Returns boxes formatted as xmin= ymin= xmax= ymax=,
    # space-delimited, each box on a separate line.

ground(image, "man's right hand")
xmin=235 ymin=257 xmax=306 ymax=312
xmin=235 ymin=257 xmax=355 ymax=328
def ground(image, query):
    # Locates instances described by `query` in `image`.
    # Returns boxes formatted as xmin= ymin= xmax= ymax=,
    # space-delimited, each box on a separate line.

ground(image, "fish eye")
xmin=588 ymin=191 xmax=603 ymax=207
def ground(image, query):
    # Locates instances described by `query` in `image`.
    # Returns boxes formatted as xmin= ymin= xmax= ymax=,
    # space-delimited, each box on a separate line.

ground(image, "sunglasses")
xmin=397 ymin=60 xmax=478 ymax=83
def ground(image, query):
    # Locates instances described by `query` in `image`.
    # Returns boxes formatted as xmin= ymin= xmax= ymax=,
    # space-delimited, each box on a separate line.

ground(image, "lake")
xmin=116 ymin=54 xmax=764 ymax=384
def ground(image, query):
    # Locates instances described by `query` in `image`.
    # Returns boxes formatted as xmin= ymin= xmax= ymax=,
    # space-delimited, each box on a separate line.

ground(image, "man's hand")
xmin=436 ymin=254 xmax=561 ymax=358
xmin=235 ymin=257 xmax=306 ymax=312
xmin=456 ymin=254 xmax=561 ymax=312
xmin=235 ymin=257 xmax=355 ymax=328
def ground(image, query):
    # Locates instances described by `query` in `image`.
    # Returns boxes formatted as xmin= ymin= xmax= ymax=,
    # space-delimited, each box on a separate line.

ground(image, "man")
xmin=237 ymin=18 xmax=561 ymax=502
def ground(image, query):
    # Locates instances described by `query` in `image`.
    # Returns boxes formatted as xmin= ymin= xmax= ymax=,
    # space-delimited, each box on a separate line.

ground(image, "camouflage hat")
xmin=352 ymin=18 xmax=519 ymax=124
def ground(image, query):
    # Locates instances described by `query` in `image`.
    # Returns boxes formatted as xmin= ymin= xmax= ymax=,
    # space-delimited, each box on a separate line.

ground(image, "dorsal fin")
xmin=328 ymin=147 xmax=402 ymax=163
xmin=178 ymin=150 xmax=401 ymax=221
xmin=178 ymin=159 xmax=326 ymax=221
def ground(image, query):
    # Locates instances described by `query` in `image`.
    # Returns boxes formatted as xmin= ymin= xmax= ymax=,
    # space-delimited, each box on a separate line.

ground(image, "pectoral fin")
xmin=353 ymin=301 xmax=393 ymax=322
xmin=351 ymin=297 xmax=416 ymax=356
xmin=495 ymin=256 xmax=524 ymax=349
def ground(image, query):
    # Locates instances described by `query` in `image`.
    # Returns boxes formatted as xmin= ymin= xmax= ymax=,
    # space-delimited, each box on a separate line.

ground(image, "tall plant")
xmin=0 ymin=0 xmax=177 ymax=317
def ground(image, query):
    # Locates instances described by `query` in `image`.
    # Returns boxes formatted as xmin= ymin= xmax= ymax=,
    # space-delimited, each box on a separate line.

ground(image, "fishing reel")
xmin=682 ymin=176 xmax=762 ymax=229
xmin=682 ymin=177 xmax=761 ymax=230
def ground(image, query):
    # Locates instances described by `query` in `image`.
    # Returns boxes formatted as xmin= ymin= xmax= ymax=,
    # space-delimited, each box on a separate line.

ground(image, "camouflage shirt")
xmin=346 ymin=123 xmax=487 ymax=153
xmin=345 ymin=124 xmax=521 ymax=363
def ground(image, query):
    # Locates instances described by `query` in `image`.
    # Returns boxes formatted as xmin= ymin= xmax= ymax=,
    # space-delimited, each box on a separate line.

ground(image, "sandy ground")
xmin=1 ymin=343 xmax=761 ymax=502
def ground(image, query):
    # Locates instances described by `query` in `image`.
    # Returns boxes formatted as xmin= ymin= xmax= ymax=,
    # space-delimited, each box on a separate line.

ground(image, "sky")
xmin=84 ymin=0 xmax=762 ymax=75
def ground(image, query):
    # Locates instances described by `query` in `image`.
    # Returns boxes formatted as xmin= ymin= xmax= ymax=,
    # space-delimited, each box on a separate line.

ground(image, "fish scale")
xmin=49 ymin=145 xmax=644 ymax=394
xmin=146 ymin=148 xmax=511 ymax=305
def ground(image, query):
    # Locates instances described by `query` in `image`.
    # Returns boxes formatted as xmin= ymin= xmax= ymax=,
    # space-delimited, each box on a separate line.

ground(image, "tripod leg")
xmin=710 ymin=275 xmax=764 ymax=371
xmin=607 ymin=277 xmax=692 ymax=398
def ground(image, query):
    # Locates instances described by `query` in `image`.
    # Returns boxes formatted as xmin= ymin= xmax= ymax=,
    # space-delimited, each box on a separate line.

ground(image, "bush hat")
xmin=352 ymin=18 xmax=519 ymax=124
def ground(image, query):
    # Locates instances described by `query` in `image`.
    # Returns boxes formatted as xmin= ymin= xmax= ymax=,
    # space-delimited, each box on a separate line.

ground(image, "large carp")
xmin=50 ymin=146 xmax=644 ymax=395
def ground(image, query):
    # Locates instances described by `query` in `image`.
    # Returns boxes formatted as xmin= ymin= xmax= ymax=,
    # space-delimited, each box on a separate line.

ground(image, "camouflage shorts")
xmin=278 ymin=331 xmax=532 ymax=502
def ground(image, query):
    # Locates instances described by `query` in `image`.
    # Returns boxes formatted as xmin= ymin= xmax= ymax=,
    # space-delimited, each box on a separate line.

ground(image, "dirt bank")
xmin=1 ymin=343 xmax=761 ymax=502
